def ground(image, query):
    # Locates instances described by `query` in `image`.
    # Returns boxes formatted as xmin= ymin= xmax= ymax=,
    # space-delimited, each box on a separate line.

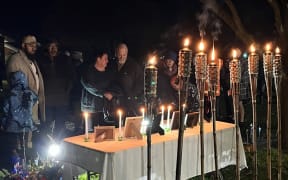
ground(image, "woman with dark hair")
xmin=81 ymin=50 xmax=121 ymax=129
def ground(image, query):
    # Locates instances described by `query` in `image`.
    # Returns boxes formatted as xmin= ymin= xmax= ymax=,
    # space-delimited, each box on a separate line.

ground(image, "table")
xmin=60 ymin=121 xmax=247 ymax=180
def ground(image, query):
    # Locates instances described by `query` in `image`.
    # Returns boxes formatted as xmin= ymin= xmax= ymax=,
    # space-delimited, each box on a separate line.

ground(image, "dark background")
xmin=0 ymin=0 xmax=274 ymax=60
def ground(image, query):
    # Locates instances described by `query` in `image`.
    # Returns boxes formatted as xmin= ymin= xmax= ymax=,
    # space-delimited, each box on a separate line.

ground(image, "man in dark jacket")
xmin=109 ymin=43 xmax=144 ymax=117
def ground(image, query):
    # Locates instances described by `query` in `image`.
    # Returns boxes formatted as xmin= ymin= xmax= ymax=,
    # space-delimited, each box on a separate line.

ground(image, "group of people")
xmin=0 ymin=35 xmax=146 ymax=170
xmin=0 ymin=34 xmax=251 ymax=172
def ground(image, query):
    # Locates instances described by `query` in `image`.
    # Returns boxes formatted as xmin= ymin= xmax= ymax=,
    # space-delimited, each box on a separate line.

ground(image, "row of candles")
xmin=82 ymin=105 xmax=175 ymax=139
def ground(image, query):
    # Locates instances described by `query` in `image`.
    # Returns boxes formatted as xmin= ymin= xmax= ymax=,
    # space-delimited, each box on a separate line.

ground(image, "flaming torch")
xmin=248 ymin=44 xmax=259 ymax=180
xmin=263 ymin=43 xmax=273 ymax=180
xmin=175 ymin=38 xmax=193 ymax=180
xmin=208 ymin=43 xmax=219 ymax=179
xmin=229 ymin=49 xmax=241 ymax=180
xmin=273 ymin=47 xmax=282 ymax=180
xmin=194 ymin=39 xmax=207 ymax=180
xmin=144 ymin=56 xmax=158 ymax=180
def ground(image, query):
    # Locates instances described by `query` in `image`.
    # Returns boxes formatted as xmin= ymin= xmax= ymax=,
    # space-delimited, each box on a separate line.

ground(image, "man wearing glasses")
xmin=5 ymin=35 xmax=45 ymax=151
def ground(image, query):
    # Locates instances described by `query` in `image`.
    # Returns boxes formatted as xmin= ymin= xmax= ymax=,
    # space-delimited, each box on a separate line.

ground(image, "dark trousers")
xmin=46 ymin=105 xmax=69 ymax=140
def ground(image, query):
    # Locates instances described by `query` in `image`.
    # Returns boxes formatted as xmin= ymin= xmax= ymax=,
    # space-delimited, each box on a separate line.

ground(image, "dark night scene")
xmin=0 ymin=0 xmax=288 ymax=179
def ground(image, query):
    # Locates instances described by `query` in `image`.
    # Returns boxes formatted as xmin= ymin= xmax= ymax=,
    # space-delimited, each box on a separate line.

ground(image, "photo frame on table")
xmin=171 ymin=111 xmax=180 ymax=130
xmin=171 ymin=111 xmax=199 ymax=129
xmin=124 ymin=116 xmax=143 ymax=139
xmin=94 ymin=126 xmax=115 ymax=142
xmin=185 ymin=112 xmax=199 ymax=128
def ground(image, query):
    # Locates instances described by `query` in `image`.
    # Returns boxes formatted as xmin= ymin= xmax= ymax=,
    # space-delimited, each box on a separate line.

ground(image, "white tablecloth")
xmin=61 ymin=121 xmax=247 ymax=180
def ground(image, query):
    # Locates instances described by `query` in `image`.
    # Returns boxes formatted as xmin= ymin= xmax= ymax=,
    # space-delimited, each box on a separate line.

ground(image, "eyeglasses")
xmin=24 ymin=42 xmax=37 ymax=47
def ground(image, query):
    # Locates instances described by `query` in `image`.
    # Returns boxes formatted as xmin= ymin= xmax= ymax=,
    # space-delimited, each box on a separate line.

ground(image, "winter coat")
xmin=6 ymin=50 xmax=45 ymax=124
xmin=1 ymin=71 xmax=38 ymax=133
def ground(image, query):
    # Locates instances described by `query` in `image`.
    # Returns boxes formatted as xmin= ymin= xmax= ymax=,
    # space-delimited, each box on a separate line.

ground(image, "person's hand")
xmin=104 ymin=92 xmax=113 ymax=101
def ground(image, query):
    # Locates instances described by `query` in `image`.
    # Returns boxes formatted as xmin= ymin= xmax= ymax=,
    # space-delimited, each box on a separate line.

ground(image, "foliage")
xmin=0 ymin=161 xmax=63 ymax=180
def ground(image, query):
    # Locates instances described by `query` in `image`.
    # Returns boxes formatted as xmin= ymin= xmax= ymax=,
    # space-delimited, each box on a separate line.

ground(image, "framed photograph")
xmin=94 ymin=126 xmax=115 ymax=142
xmin=185 ymin=112 xmax=199 ymax=128
xmin=171 ymin=111 xmax=199 ymax=129
xmin=171 ymin=111 xmax=180 ymax=130
xmin=124 ymin=116 xmax=143 ymax=139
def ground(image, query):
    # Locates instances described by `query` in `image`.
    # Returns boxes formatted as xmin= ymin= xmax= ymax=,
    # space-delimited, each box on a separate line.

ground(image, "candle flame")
xmin=148 ymin=56 xmax=157 ymax=65
xmin=167 ymin=105 xmax=172 ymax=110
xmin=118 ymin=109 xmax=122 ymax=116
xmin=199 ymin=41 xmax=205 ymax=51
xmin=249 ymin=44 xmax=256 ymax=53
xmin=182 ymin=104 xmax=186 ymax=108
xmin=83 ymin=112 xmax=88 ymax=119
xmin=275 ymin=47 xmax=280 ymax=54
xmin=232 ymin=49 xmax=237 ymax=59
xmin=265 ymin=43 xmax=271 ymax=51
xmin=140 ymin=107 xmax=145 ymax=113
xmin=161 ymin=105 xmax=165 ymax=110
xmin=184 ymin=38 xmax=190 ymax=47
xmin=211 ymin=47 xmax=215 ymax=61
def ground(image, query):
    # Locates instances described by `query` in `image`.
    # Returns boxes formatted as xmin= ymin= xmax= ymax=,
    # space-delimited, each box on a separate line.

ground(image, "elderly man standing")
xmin=6 ymin=35 xmax=45 ymax=150
xmin=109 ymin=43 xmax=144 ymax=117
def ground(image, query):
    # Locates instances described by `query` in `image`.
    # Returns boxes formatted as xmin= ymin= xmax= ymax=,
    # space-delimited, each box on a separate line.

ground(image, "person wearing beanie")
xmin=157 ymin=51 xmax=179 ymax=106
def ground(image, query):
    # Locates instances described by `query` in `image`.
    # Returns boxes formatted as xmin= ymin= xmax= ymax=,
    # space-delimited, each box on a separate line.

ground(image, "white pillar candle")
xmin=118 ymin=110 xmax=122 ymax=137
xmin=141 ymin=107 xmax=145 ymax=120
xmin=84 ymin=112 xmax=89 ymax=140
xmin=161 ymin=105 xmax=165 ymax=126
xmin=167 ymin=105 xmax=171 ymax=128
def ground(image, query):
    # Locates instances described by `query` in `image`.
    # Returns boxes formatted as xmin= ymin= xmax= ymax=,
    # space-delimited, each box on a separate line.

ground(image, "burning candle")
xmin=83 ymin=112 xmax=89 ymax=140
xmin=182 ymin=104 xmax=186 ymax=112
xmin=161 ymin=105 xmax=165 ymax=126
xmin=167 ymin=105 xmax=171 ymax=128
xmin=141 ymin=107 xmax=145 ymax=119
xmin=118 ymin=110 xmax=123 ymax=138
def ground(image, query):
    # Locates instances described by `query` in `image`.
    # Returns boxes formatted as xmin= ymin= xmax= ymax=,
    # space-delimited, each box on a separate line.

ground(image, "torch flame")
xmin=199 ymin=41 xmax=205 ymax=52
xmin=184 ymin=38 xmax=190 ymax=47
xmin=211 ymin=46 xmax=215 ymax=61
xmin=148 ymin=56 xmax=157 ymax=65
xmin=275 ymin=47 xmax=280 ymax=54
xmin=250 ymin=44 xmax=256 ymax=53
xmin=232 ymin=49 xmax=237 ymax=59
xmin=265 ymin=43 xmax=271 ymax=51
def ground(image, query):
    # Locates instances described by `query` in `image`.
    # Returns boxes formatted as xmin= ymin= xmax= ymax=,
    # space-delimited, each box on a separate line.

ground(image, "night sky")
xmin=0 ymin=0 xmax=274 ymax=60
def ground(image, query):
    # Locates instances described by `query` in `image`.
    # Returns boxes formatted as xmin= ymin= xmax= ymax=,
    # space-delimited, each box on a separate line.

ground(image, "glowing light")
xmin=250 ymin=44 xmax=256 ymax=53
xmin=84 ymin=112 xmax=88 ymax=119
xmin=265 ymin=43 xmax=271 ymax=51
xmin=48 ymin=144 xmax=61 ymax=157
xmin=275 ymin=47 xmax=280 ymax=54
xmin=199 ymin=41 xmax=205 ymax=52
xmin=211 ymin=47 xmax=215 ymax=61
xmin=184 ymin=38 xmax=190 ymax=47
xmin=140 ymin=107 xmax=145 ymax=118
xmin=232 ymin=49 xmax=237 ymax=59
xmin=148 ymin=56 xmax=157 ymax=65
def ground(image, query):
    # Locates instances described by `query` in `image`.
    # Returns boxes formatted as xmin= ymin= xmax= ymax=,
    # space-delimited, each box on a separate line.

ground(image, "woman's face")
xmin=165 ymin=59 xmax=175 ymax=68
xmin=97 ymin=53 xmax=109 ymax=68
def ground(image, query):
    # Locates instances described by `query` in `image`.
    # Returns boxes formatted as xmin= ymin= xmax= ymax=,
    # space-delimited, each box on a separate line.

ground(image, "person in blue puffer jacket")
xmin=0 ymin=71 xmax=38 ymax=171
xmin=1 ymin=71 xmax=38 ymax=132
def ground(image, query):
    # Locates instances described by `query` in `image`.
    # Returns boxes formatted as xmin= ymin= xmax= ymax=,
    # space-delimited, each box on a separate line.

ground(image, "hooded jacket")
xmin=1 ymin=71 xmax=38 ymax=133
